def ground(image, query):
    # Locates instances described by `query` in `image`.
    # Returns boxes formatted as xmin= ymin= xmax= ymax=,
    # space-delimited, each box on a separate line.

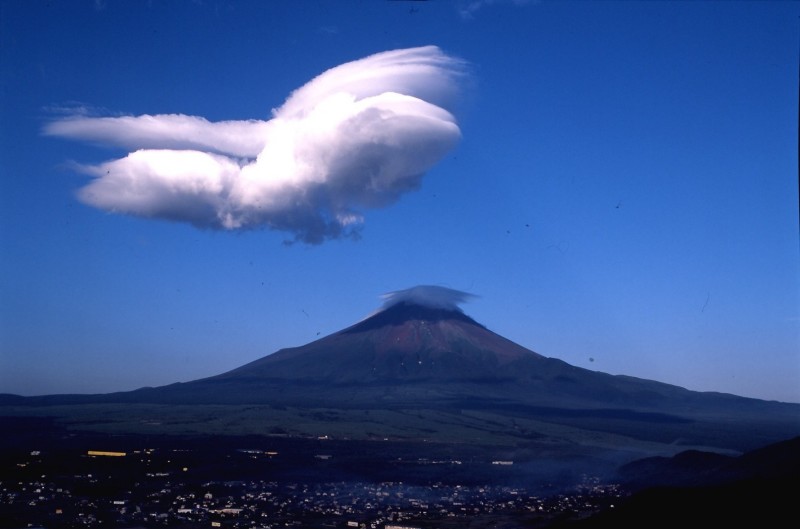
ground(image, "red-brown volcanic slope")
xmin=216 ymin=302 xmax=546 ymax=384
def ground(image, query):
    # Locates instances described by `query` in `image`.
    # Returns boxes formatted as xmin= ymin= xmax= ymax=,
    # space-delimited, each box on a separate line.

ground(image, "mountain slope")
xmin=2 ymin=298 xmax=798 ymax=454
xmin=133 ymin=301 xmax=795 ymax=415
xmin=216 ymin=302 xmax=545 ymax=384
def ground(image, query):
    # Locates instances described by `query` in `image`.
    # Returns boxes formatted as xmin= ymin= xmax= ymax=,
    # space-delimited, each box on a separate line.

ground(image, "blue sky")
xmin=1 ymin=0 xmax=798 ymax=403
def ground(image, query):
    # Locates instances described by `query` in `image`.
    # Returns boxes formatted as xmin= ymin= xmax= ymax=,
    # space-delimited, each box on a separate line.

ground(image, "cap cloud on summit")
xmin=379 ymin=285 xmax=477 ymax=312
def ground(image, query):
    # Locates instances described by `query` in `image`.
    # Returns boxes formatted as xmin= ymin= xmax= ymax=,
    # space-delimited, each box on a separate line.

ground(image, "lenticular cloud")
xmin=380 ymin=285 xmax=477 ymax=312
xmin=44 ymin=46 xmax=465 ymax=243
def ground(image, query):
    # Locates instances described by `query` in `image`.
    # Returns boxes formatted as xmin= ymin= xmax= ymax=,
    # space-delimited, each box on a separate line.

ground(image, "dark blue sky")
xmin=1 ymin=0 xmax=798 ymax=402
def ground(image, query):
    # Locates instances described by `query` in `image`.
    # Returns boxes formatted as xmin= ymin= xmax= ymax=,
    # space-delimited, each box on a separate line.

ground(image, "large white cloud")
xmin=44 ymin=46 xmax=466 ymax=244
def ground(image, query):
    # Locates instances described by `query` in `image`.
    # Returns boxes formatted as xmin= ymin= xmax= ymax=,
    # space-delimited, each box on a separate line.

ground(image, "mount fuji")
xmin=3 ymin=286 xmax=799 ymax=456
